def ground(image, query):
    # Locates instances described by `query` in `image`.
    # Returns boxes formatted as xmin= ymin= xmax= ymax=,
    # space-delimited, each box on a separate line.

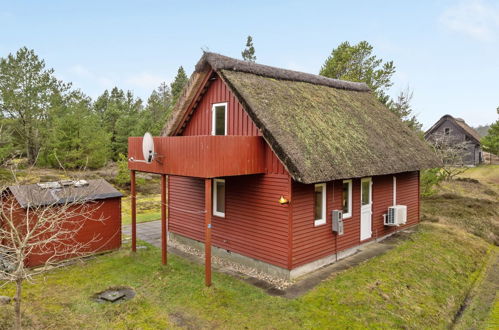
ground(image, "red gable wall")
xmin=169 ymin=74 xmax=292 ymax=268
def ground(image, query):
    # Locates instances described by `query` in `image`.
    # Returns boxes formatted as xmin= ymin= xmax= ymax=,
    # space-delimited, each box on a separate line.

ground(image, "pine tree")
xmin=0 ymin=47 xmax=71 ymax=164
xmin=481 ymin=107 xmax=499 ymax=159
xmin=241 ymin=35 xmax=256 ymax=62
xmin=140 ymin=82 xmax=172 ymax=135
xmin=42 ymin=91 xmax=110 ymax=169
xmin=170 ymin=66 xmax=188 ymax=105
xmin=320 ymin=41 xmax=395 ymax=105
xmin=93 ymin=88 xmax=143 ymax=160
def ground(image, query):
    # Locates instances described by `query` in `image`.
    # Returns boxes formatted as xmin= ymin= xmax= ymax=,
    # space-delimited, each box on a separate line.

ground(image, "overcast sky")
xmin=1 ymin=0 xmax=498 ymax=129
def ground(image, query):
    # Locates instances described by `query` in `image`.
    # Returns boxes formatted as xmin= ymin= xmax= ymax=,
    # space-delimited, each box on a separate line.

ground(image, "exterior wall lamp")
xmin=278 ymin=195 xmax=289 ymax=205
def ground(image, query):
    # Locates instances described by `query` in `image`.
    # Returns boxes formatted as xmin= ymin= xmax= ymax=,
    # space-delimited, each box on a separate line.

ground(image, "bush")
xmin=114 ymin=153 xmax=130 ymax=187
xmin=421 ymin=168 xmax=444 ymax=197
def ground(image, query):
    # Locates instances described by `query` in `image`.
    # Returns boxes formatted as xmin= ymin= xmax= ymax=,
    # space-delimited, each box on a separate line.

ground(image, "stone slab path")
xmin=122 ymin=220 xmax=162 ymax=248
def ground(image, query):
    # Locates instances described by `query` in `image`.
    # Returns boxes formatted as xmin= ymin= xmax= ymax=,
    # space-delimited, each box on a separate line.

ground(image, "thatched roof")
xmin=425 ymin=114 xmax=481 ymax=144
xmin=164 ymin=52 xmax=440 ymax=183
xmin=6 ymin=179 xmax=122 ymax=208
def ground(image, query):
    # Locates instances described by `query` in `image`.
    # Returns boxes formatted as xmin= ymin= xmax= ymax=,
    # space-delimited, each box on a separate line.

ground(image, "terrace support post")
xmin=131 ymin=170 xmax=137 ymax=252
xmin=161 ymin=174 xmax=167 ymax=265
xmin=204 ymin=178 xmax=212 ymax=287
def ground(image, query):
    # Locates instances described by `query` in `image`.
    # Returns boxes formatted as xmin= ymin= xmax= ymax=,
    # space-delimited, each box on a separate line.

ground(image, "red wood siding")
xmin=128 ymin=136 xmax=266 ymax=177
xmin=2 ymin=196 xmax=122 ymax=268
xmin=169 ymin=174 xmax=290 ymax=268
xmin=178 ymin=74 xmax=287 ymax=176
xmin=181 ymin=77 xmax=260 ymax=136
xmin=291 ymin=172 xmax=420 ymax=268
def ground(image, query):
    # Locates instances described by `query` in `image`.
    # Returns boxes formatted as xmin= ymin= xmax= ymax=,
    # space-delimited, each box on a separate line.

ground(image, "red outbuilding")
xmin=1 ymin=179 xmax=122 ymax=267
xmin=128 ymin=53 xmax=439 ymax=283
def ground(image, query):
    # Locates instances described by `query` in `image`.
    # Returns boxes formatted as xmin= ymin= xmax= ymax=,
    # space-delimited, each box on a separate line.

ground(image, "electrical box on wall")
xmin=332 ymin=210 xmax=344 ymax=235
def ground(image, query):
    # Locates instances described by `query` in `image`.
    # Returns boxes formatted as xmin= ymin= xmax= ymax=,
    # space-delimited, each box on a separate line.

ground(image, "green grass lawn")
xmin=0 ymin=223 xmax=492 ymax=329
xmin=121 ymin=194 xmax=162 ymax=225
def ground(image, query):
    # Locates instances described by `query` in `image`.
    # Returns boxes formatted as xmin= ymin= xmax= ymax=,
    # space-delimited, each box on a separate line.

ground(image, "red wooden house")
xmin=128 ymin=53 xmax=439 ymax=281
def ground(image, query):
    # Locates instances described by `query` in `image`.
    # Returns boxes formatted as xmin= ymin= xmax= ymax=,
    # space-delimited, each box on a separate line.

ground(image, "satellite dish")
xmin=142 ymin=132 xmax=155 ymax=163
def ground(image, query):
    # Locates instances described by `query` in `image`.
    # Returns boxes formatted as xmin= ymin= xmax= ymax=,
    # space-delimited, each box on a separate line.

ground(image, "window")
xmin=211 ymin=102 xmax=227 ymax=135
xmin=213 ymin=179 xmax=225 ymax=217
xmin=342 ymin=180 xmax=352 ymax=218
xmin=314 ymin=183 xmax=326 ymax=226
xmin=444 ymin=127 xmax=450 ymax=135
xmin=361 ymin=179 xmax=371 ymax=206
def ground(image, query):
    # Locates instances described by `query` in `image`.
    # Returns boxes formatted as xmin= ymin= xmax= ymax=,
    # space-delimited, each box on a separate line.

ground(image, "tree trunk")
xmin=14 ymin=278 xmax=22 ymax=330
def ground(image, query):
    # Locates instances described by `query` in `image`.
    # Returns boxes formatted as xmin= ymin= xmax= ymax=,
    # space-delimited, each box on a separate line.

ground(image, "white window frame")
xmin=314 ymin=183 xmax=327 ymax=227
xmin=213 ymin=178 xmax=225 ymax=218
xmin=342 ymin=180 xmax=352 ymax=219
xmin=211 ymin=102 xmax=228 ymax=136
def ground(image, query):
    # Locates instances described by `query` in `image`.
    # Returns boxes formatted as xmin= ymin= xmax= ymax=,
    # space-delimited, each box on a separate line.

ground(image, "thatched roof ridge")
xmin=196 ymin=52 xmax=370 ymax=92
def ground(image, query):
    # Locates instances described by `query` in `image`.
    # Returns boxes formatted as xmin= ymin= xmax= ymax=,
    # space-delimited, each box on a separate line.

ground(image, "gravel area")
xmin=168 ymin=238 xmax=293 ymax=290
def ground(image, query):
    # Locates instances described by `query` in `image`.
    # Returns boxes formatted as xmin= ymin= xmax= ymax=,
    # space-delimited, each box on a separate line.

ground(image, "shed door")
xmin=360 ymin=178 xmax=372 ymax=241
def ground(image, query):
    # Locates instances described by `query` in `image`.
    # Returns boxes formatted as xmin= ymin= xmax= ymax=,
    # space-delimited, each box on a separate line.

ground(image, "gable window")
xmin=444 ymin=127 xmax=450 ymax=135
xmin=211 ymin=102 xmax=227 ymax=135
xmin=342 ymin=180 xmax=352 ymax=218
xmin=213 ymin=179 xmax=225 ymax=217
xmin=314 ymin=183 xmax=326 ymax=226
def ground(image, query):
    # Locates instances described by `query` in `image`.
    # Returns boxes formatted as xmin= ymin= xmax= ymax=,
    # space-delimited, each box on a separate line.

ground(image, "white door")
xmin=360 ymin=178 xmax=372 ymax=241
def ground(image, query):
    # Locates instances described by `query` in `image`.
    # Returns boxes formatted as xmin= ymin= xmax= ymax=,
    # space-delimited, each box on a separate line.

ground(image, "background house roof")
xmin=5 ymin=179 xmax=123 ymax=208
xmin=425 ymin=114 xmax=481 ymax=144
xmin=164 ymin=52 xmax=440 ymax=183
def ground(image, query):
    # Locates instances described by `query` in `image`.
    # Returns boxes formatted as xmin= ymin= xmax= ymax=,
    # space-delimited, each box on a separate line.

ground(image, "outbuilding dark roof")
xmin=6 ymin=179 xmax=123 ymax=208
xmin=164 ymin=52 xmax=440 ymax=183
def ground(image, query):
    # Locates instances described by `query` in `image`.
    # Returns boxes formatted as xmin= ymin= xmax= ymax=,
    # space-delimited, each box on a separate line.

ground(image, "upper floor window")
xmin=213 ymin=179 xmax=225 ymax=217
xmin=444 ymin=127 xmax=450 ymax=135
xmin=342 ymin=180 xmax=352 ymax=218
xmin=314 ymin=183 xmax=326 ymax=226
xmin=212 ymin=102 xmax=227 ymax=135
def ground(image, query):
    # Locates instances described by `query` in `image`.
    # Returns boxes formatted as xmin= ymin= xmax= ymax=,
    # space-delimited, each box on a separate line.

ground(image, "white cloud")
xmin=126 ymin=72 xmax=165 ymax=90
xmin=440 ymin=0 xmax=499 ymax=42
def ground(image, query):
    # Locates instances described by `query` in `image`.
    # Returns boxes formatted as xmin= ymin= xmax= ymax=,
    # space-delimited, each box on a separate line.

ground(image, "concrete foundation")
xmin=169 ymin=230 xmax=400 ymax=280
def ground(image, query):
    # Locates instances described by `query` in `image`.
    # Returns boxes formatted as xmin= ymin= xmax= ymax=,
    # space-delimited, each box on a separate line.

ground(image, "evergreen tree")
xmin=41 ymin=91 xmax=110 ymax=169
xmin=170 ymin=66 xmax=188 ymax=105
xmin=481 ymin=107 xmax=499 ymax=159
xmin=242 ymin=35 xmax=256 ymax=62
xmin=320 ymin=41 xmax=395 ymax=105
xmin=93 ymin=87 xmax=143 ymax=160
xmin=0 ymin=47 xmax=71 ymax=164
xmin=387 ymin=88 xmax=423 ymax=133
xmin=140 ymin=82 xmax=172 ymax=135
xmin=320 ymin=41 xmax=423 ymax=132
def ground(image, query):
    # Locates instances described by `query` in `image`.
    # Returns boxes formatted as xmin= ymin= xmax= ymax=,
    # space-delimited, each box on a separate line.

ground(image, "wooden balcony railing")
xmin=128 ymin=136 xmax=266 ymax=177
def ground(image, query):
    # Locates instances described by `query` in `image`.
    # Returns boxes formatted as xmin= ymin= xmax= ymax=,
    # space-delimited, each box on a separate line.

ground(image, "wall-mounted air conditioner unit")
xmin=384 ymin=205 xmax=407 ymax=226
xmin=332 ymin=210 xmax=344 ymax=235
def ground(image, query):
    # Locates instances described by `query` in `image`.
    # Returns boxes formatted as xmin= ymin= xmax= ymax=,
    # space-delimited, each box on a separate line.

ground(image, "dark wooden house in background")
xmin=128 ymin=53 xmax=439 ymax=280
xmin=425 ymin=114 xmax=482 ymax=166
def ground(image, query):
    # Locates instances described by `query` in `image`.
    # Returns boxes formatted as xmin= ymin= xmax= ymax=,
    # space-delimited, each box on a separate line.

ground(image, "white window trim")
xmin=211 ymin=102 xmax=228 ymax=136
xmin=314 ymin=183 xmax=327 ymax=227
xmin=342 ymin=180 xmax=352 ymax=219
xmin=213 ymin=178 xmax=225 ymax=217
xmin=393 ymin=176 xmax=397 ymax=206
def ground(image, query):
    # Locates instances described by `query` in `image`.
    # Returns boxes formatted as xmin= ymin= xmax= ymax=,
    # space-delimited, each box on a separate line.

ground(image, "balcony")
xmin=128 ymin=135 xmax=266 ymax=178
